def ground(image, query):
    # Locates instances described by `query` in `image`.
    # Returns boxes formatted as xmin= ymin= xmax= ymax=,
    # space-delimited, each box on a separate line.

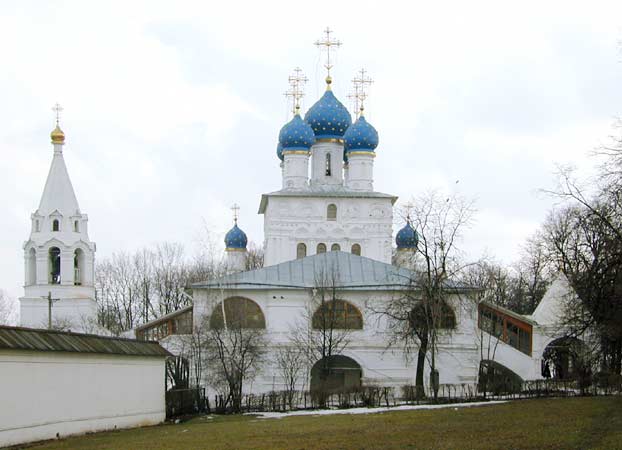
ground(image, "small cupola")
xmin=344 ymin=108 xmax=379 ymax=154
xmin=278 ymin=106 xmax=316 ymax=154
xmin=396 ymin=220 xmax=419 ymax=250
xmin=224 ymin=221 xmax=248 ymax=250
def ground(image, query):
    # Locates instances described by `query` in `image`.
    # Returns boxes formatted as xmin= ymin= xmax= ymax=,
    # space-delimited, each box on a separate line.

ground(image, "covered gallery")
xmin=0 ymin=325 xmax=171 ymax=448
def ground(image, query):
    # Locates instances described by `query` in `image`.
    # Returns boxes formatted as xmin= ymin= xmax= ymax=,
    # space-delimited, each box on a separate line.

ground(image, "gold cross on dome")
xmin=352 ymin=68 xmax=373 ymax=114
xmin=52 ymin=102 xmax=63 ymax=125
xmin=314 ymin=27 xmax=341 ymax=77
xmin=284 ymin=67 xmax=308 ymax=115
xmin=347 ymin=83 xmax=361 ymax=117
xmin=404 ymin=201 xmax=414 ymax=221
xmin=231 ymin=203 xmax=240 ymax=224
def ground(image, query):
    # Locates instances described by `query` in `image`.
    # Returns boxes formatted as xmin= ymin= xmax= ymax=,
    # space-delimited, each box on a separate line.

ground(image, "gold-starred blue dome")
xmin=304 ymin=88 xmax=352 ymax=140
xmin=344 ymin=114 xmax=379 ymax=152
xmin=225 ymin=223 xmax=248 ymax=250
xmin=278 ymin=113 xmax=315 ymax=152
xmin=396 ymin=221 xmax=418 ymax=249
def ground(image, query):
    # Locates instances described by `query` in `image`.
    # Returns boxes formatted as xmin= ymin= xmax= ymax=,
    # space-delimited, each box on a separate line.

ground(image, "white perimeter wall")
xmin=0 ymin=351 xmax=166 ymax=448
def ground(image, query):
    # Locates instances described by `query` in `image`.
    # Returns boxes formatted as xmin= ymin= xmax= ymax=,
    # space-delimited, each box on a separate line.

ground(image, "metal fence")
xmin=200 ymin=378 xmax=622 ymax=415
xmin=166 ymin=388 xmax=208 ymax=418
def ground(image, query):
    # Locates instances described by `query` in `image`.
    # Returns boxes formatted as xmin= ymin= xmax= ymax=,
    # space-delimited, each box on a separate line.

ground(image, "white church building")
xmin=133 ymin=40 xmax=577 ymax=394
xmin=16 ymin=33 xmax=582 ymax=397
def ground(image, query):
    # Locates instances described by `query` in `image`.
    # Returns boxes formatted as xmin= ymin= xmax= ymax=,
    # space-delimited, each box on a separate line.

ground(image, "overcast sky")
xmin=1 ymin=1 xmax=621 ymax=305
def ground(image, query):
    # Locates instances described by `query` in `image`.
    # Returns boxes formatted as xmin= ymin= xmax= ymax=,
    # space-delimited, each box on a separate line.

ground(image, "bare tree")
xmin=378 ymin=191 xmax=475 ymax=399
xmin=204 ymin=320 xmax=267 ymax=412
xmin=0 ymin=289 xmax=16 ymax=326
xmin=274 ymin=345 xmax=306 ymax=408
xmin=290 ymin=265 xmax=354 ymax=401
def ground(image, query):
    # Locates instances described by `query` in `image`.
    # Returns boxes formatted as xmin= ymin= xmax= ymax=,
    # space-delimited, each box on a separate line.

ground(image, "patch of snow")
xmin=249 ymin=401 xmax=508 ymax=419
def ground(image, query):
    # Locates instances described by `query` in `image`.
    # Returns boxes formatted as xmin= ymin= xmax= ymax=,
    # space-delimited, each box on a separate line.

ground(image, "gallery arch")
xmin=310 ymin=355 xmax=362 ymax=394
xmin=542 ymin=337 xmax=587 ymax=381
xmin=209 ymin=297 xmax=266 ymax=329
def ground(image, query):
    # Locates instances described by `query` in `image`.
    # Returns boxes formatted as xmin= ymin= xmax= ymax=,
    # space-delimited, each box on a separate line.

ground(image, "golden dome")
xmin=50 ymin=125 xmax=65 ymax=145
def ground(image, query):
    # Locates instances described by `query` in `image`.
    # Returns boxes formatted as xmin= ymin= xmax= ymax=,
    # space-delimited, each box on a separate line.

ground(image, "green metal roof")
xmin=193 ymin=251 xmax=474 ymax=292
xmin=0 ymin=325 xmax=172 ymax=357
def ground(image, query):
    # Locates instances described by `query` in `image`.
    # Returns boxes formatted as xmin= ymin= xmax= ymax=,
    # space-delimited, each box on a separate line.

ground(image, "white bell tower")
xmin=19 ymin=105 xmax=98 ymax=331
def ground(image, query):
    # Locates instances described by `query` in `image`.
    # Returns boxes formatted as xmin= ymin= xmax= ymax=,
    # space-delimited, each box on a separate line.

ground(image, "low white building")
xmin=0 ymin=325 xmax=171 ymax=448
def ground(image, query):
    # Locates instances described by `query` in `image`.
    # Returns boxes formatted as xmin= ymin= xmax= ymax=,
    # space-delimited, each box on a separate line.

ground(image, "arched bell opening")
xmin=48 ymin=247 xmax=61 ymax=284
xmin=74 ymin=248 xmax=85 ymax=285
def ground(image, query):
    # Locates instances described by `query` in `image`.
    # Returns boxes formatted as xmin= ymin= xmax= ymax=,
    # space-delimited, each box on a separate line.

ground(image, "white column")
xmin=226 ymin=249 xmax=247 ymax=273
xmin=346 ymin=152 xmax=374 ymax=191
xmin=283 ymin=152 xmax=309 ymax=189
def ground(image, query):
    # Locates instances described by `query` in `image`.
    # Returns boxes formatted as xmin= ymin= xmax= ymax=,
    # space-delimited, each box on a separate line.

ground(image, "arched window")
xmin=351 ymin=244 xmax=361 ymax=256
xmin=331 ymin=243 xmax=341 ymax=251
xmin=49 ymin=247 xmax=61 ymax=284
xmin=297 ymin=243 xmax=307 ymax=259
xmin=311 ymin=355 xmax=362 ymax=394
xmin=312 ymin=300 xmax=363 ymax=330
xmin=52 ymin=219 xmax=60 ymax=232
xmin=325 ymin=153 xmax=332 ymax=176
xmin=327 ymin=204 xmax=337 ymax=221
xmin=210 ymin=297 xmax=266 ymax=329
xmin=74 ymin=249 xmax=84 ymax=285
xmin=317 ymin=243 xmax=327 ymax=254
xmin=409 ymin=302 xmax=456 ymax=330
xmin=74 ymin=220 xmax=79 ymax=232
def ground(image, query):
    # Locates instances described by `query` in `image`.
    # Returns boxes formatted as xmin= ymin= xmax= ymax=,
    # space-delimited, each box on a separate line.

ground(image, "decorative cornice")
xmin=347 ymin=151 xmax=376 ymax=157
xmin=315 ymin=138 xmax=344 ymax=144
xmin=283 ymin=150 xmax=310 ymax=156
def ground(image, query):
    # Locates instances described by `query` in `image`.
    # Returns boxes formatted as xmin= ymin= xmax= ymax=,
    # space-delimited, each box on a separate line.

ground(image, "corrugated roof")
xmin=0 ymin=325 xmax=172 ymax=357
xmin=193 ymin=251 xmax=473 ymax=291
xmin=135 ymin=305 xmax=193 ymax=331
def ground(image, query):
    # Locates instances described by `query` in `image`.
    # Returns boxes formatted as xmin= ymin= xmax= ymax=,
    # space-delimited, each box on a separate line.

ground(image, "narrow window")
xmin=327 ymin=204 xmax=337 ymax=221
xmin=325 ymin=153 xmax=332 ymax=176
xmin=351 ymin=244 xmax=361 ymax=256
xmin=331 ymin=243 xmax=341 ymax=251
xmin=35 ymin=220 xmax=40 ymax=232
xmin=74 ymin=220 xmax=79 ymax=232
xmin=297 ymin=243 xmax=307 ymax=259
xmin=317 ymin=243 xmax=327 ymax=254
xmin=52 ymin=219 xmax=60 ymax=232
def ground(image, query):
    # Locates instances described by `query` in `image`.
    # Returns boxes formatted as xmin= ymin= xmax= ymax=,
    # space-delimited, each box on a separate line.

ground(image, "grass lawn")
xmin=28 ymin=397 xmax=622 ymax=450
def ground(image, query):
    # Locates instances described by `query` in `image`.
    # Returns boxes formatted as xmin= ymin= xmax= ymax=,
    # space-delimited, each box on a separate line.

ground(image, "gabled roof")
xmin=258 ymin=186 xmax=397 ymax=213
xmin=193 ymin=251 xmax=471 ymax=292
xmin=0 ymin=325 xmax=172 ymax=357
xmin=532 ymin=272 xmax=576 ymax=326
xmin=37 ymin=149 xmax=81 ymax=216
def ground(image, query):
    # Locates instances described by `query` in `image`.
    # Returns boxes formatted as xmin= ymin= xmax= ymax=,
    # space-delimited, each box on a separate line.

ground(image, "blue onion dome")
xmin=343 ymin=111 xmax=379 ymax=153
xmin=277 ymin=142 xmax=284 ymax=161
xmin=278 ymin=111 xmax=315 ymax=152
xmin=396 ymin=221 xmax=418 ymax=249
xmin=304 ymin=79 xmax=352 ymax=140
xmin=224 ymin=222 xmax=248 ymax=250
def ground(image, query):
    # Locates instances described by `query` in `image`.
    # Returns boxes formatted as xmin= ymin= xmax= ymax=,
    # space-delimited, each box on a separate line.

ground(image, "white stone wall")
xmin=262 ymin=196 xmax=394 ymax=266
xmin=0 ymin=351 xmax=166 ymax=448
